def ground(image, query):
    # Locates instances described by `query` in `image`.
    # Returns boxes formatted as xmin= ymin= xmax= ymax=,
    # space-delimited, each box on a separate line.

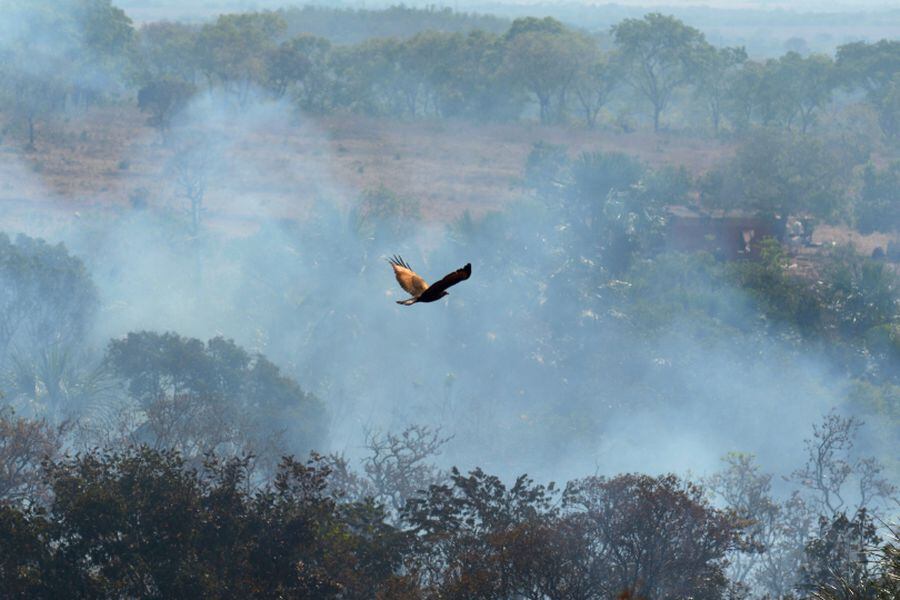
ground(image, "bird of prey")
xmin=388 ymin=255 xmax=471 ymax=305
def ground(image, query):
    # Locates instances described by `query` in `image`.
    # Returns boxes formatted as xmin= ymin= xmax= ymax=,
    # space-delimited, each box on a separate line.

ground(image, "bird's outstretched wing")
xmin=421 ymin=263 xmax=471 ymax=299
xmin=388 ymin=255 xmax=429 ymax=297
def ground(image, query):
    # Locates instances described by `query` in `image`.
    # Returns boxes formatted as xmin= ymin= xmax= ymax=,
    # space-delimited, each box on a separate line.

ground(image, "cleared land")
xmin=0 ymin=105 xmax=894 ymax=255
xmin=0 ymin=105 xmax=732 ymax=233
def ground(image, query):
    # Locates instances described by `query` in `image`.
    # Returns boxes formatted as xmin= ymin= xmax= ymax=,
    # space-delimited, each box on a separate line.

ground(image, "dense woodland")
xmin=1 ymin=1 xmax=900 ymax=598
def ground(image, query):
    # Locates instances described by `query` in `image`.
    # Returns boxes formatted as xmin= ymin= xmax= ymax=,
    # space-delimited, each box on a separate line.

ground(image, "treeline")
xmin=0 ymin=416 xmax=897 ymax=598
xmin=3 ymin=1 xmax=900 ymax=144
xmin=278 ymin=4 xmax=511 ymax=45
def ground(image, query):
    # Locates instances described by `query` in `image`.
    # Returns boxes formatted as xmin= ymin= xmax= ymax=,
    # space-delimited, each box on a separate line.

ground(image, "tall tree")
xmin=695 ymin=44 xmax=747 ymax=135
xmin=134 ymin=21 xmax=201 ymax=85
xmin=196 ymin=12 xmax=286 ymax=102
xmin=572 ymin=51 xmax=620 ymax=129
xmin=837 ymin=40 xmax=900 ymax=141
xmin=501 ymin=18 xmax=593 ymax=124
xmin=0 ymin=233 xmax=99 ymax=418
xmin=612 ymin=13 xmax=707 ymax=132
xmin=775 ymin=51 xmax=837 ymax=133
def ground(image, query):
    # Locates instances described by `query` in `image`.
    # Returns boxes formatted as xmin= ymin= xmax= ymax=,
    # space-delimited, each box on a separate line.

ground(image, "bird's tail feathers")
xmin=387 ymin=255 xmax=413 ymax=270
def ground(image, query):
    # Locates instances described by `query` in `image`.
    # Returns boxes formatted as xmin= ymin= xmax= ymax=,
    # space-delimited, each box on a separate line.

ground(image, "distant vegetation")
xmin=1 ymin=1 xmax=899 ymax=599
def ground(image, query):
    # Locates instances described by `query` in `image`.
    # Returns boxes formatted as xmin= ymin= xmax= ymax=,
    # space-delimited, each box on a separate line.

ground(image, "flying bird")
xmin=388 ymin=255 xmax=471 ymax=305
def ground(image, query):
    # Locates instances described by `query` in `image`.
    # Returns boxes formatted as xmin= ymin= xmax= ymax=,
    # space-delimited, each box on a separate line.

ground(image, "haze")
xmin=0 ymin=0 xmax=897 ymax=597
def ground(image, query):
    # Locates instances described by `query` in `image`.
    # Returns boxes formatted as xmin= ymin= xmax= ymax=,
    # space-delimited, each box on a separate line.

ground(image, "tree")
xmin=72 ymin=0 xmax=135 ymax=62
xmin=167 ymin=138 xmax=218 ymax=236
xmin=706 ymin=453 xmax=777 ymax=588
xmin=562 ymin=473 xmax=743 ymax=599
xmin=700 ymin=130 xmax=855 ymax=234
xmin=104 ymin=332 xmax=326 ymax=471
xmin=532 ymin=149 xmax=669 ymax=276
xmin=856 ymin=161 xmax=900 ymax=234
xmin=137 ymin=78 xmax=196 ymax=139
xmin=265 ymin=38 xmax=313 ymax=98
xmin=134 ymin=21 xmax=201 ymax=85
xmin=361 ymin=425 xmax=452 ymax=514
xmin=836 ymin=40 xmax=900 ymax=141
xmin=0 ymin=447 xmax=410 ymax=598
xmin=0 ymin=407 xmax=65 ymax=504
xmin=792 ymin=411 xmax=897 ymax=515
xmin=809 ymin=522 xmax=900 ymax=600
xmin=501 ymin=18 xmax=594 ymax=124
xmin=402 ymin=467 xmax=560 ymax=597
xmin=775 ymin=52 xmax=837 ymax=133
xmin=432 ymin=30 xmax=518 ymax=121
xmin=799 ymin=510 xmax=883 ymax=598
xmin=695 ymin=44 xmax=747 ymax=135
xmin=612 ymin=13 xmax=708 ymax=132
xmin=0 ymin=70 xmax=67 ymax=150
xmin=284 ymin=35 xmax=333 ymax=113
xmin=572 ymin=52 xmax=620 ymax=129
xmin=724 ymin=60 xmax=766 ymax=132
xmin=196 ymin=12 xmax=286 ymax=101
xmin=0 ymin=233 xmax=99 ymax=419
xmin=820 ymin=247 xmax=900 ymax=341
xmin=1 ymin=0 xmax=135 ymax=123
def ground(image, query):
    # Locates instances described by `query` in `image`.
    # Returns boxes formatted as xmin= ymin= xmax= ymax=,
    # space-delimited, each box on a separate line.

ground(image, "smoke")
xmin=0 ymin=2 xmax=883 ymax=494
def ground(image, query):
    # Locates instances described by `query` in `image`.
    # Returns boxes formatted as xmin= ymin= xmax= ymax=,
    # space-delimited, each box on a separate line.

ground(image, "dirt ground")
xmin=0 ymin=105 xmax=733 ymax=235
xmin=1 ymin=105 xmax=895 ymax=258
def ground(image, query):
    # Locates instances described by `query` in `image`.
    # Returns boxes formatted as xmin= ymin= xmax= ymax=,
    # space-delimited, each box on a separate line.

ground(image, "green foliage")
xmin=278 ymin=4 xmax=510 ymax=45
xmin=694 ymin=44 xmax=747 ymax=134
xmin=105 ymin=332 xmax=326 ymax=469
xmin=137 ymin=78 xmax=196 ymax=135
xmin=624 ymin=252 xmax=758 ymax=338
xmin=572 ymin=52 xmax=620 ymax=128
xmin=836 ymin=40 xmax=900 ymax=141
xmin=196 ymin=12 xmax=286 ymax=99
xmin=0 ymin=447 xmax=409 ymax=598
xmin=820 ymin=246 xmax=899 ymax=339
xmin=133 ymin=21 xmax=201 ymax=85
xmin=729 ymin=238 xmax=822 ymax=335
xmin=501 ymin=20 xmax=594 ymax=124
xmin=265 ymin=37 xmax=312 ymax=98
xmin=0 ymin=233 xmax=99 ymax=415
xmin=799 ymin=510 xmax=882 ymax=597
xmin=73 ymin=0 xmax=134 ymax=60
xmin=612 ymin=13 xmax=709 ymax=131
xmin=0 ymin=69 xmax=67 ymax=148
xmin=0 ymin=446 xmax=754 ymax=599
xmin=856 ymin=162 xmax=900 ymax=234
xmin=701 ymin=129 xmax=855 ymax=224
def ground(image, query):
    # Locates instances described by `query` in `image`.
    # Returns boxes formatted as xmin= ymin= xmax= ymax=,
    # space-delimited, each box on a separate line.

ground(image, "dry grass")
xmin=0 ymin=105 xmax=734 ymax=235
xmin=2 ymin=104 xmax=897 ymax=258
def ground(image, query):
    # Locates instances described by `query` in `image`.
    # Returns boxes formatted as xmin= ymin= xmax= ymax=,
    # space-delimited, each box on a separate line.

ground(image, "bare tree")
xmin=793 ymin=411 xmax=897 ymax=516
xmin=168 ymin=139 xmax=218 ymax=236
xmin=363 ymin=425 xmax=452 ymax=514
xmin=325 ymin=425 xmax=452 ymax=517
xmin=706 ymin=453 xmax=777 ymax=587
